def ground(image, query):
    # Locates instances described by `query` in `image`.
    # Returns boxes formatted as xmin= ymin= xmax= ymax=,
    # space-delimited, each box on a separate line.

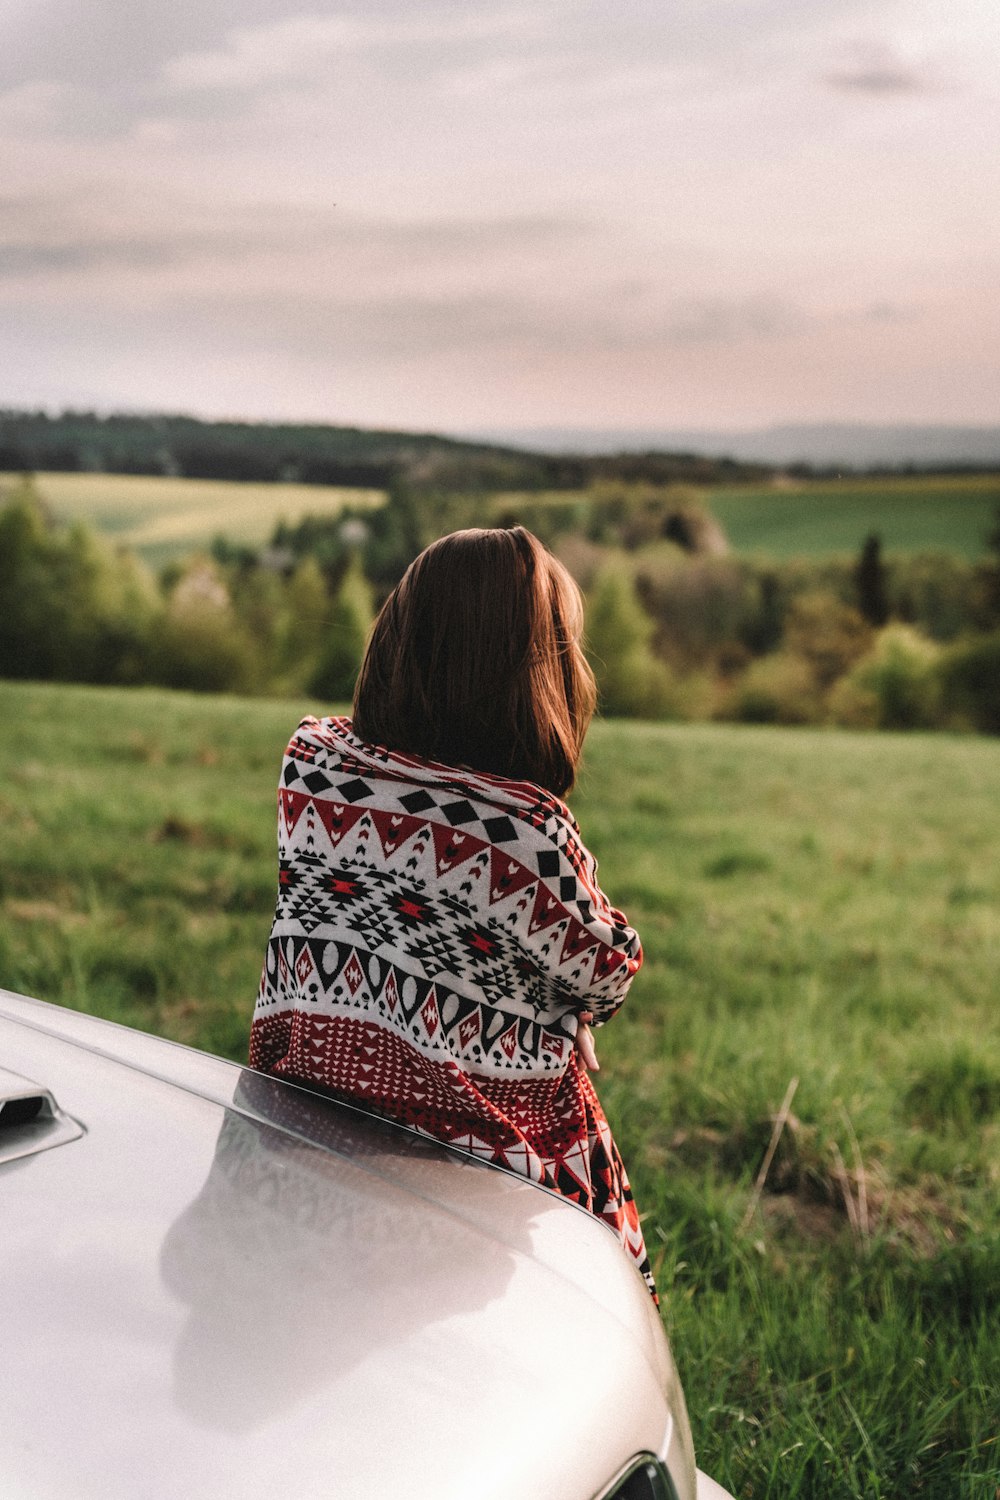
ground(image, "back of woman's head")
xmin=353 ymin=527 xmax=596 ymax=797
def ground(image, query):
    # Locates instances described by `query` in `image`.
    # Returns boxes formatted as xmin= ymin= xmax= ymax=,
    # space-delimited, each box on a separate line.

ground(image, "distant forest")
xmin=0 ymin=408 xmax=774 ymax=491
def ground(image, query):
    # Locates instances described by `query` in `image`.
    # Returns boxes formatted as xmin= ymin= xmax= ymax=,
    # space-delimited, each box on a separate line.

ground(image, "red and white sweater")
xmin=250 ymin=716 xmax=655 ymax=1297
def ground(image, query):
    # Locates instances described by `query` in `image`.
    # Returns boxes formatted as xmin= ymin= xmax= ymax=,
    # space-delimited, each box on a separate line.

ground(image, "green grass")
xmin=707 ymin=473 xmax=1000 ymax=560
xmin=1 ymin=471 xmax=385 ymax=568
xmin=0 ymin=683 xmax=308 ymax=1057
xmin=1 ymin=682 xmax=998 ymax=1497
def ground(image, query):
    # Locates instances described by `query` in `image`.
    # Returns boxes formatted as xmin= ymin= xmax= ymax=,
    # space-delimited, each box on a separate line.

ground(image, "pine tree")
xmin=856 ymin=533 xmax=890 ymax=627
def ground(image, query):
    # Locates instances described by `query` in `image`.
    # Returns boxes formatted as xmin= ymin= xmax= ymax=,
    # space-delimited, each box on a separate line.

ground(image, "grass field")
xmin=707 ymin=472 xmax=1000 ymax=560
xmin=1 ymin=680 xmax=998 ymax=1497
xmin=1 ymin=471 xmax=385 ymax=568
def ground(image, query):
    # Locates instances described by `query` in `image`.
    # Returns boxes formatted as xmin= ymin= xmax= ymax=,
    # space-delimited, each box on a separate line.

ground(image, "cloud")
xmin=1 ymin=1 xmax=996 ymax=431
xmin=824 ymin=41 xmax=939 ymax=96
xmin=0 ymin=175 xmax=915 ymax=371
xmin=144 ymin=284 xmax=825 ymax=367
xmin=161 ymin=8 xmax=549 ymax=93
xmin=0 ymin=237 xmax=232 ymax=278
xmin=826 ymin=65 xmax=928 ymax=94
xmin=865 ymin=301 xmax=918 ymax=325
xmin=0 ymin=190 xmax=589 ymax=291
xmin=0 ymin=79 xmax=76 ymax=128
xmin=664 ymin=296 xmax=810 ymax=345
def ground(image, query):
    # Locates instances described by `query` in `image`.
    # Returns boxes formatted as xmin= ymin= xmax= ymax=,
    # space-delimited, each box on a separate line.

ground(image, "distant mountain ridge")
xmin=465 ymin=423 xmax=1000 ymax=470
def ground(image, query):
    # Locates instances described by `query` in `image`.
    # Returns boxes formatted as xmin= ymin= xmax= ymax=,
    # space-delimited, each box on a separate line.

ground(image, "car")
xmin=0 ymin=986 xmax=734 ymax=1500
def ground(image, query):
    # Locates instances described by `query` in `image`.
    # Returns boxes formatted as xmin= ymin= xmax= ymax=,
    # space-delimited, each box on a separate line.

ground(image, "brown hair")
xmin=352 ymin=527 xmax=596 ymax=797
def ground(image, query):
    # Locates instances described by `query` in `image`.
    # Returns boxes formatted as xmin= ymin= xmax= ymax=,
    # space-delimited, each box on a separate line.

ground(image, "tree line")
xmin=0 ymin=408 xmax=771 ymax=492
xmin=2 ymin=474 xmax=1000 ymax=734
xmin=0 ymin=478 xmax=371 ymax=699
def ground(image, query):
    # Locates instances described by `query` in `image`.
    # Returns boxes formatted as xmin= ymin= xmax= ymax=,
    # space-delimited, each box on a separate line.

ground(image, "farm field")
xmin=707 ymin=472 xmax=1000 ymax=560
xmin=5 ymin=467 xmax=999 ymax=569
xmin=1 ymin=680 xmax=998 ymax=1497
xmin=1 ymin=471 xmax=385 ymax=568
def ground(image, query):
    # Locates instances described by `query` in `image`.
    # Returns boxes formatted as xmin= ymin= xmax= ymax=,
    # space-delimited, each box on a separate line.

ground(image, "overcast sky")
xmin=2 ymin=0 xmax=998 ymax=434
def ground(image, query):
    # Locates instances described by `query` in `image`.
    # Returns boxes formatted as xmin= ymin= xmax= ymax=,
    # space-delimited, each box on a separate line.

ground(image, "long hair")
xmin=352 ymin=527 xmax=596 ymax=797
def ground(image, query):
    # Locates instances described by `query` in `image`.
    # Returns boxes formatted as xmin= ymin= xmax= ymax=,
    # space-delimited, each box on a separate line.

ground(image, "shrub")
xmin=891 ymin=552 xmax=979 ymax=641
xmin=723 ymin=652 xmax=820 ymax=725
xmin=782 ymin=590 xmax=872 ymax=690
xmin=833 ymin=625 xmax=941 ymax=730
xmin=277 ymin=556 xmax=330 ymax=687
xmin=308 ymin=559 xmax=374 ymax=702
xmin=826 ymin=676 xmax=880 ymax=730
xmin=637 ymin=556 xmax=749 ymax=671
xmin=585 ymin=567 xmax=679 ymax=718
xmin=228 ymin=565 xmax=287 ymax=687
xmin=149 ymin=562 xmax=255 ymax=693
xmin=938 ymin=632 xmax=1000 ymax=734
xmin=739 ymin=567 xmax=785 ymax=656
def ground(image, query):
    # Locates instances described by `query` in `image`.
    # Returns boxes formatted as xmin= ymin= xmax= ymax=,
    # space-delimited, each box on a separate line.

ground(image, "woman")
xmin=250 ymin=527 xmax=655 ymax=1298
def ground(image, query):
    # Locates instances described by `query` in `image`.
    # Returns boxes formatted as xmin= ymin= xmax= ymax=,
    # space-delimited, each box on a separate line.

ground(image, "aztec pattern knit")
xmin=250 ymin=715 xmax=655 ymax=1298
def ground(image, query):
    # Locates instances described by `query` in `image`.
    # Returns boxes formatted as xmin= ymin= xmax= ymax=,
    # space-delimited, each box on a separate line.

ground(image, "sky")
xmin=2 ymin=0 xmax=999 ymax=435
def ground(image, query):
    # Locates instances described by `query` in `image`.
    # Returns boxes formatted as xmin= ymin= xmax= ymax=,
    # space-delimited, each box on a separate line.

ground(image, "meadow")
xmin=707 ymin=472 xmax=1000 ymax=560
xmin=1 ymin=679 xmax=998 ymax=1497
xmin=1 ymin=471 xmax=384 ymax=569
xmin=483 ymin=470 xmax=1000 ymax=563
xmin=7 ymin=468 xmax=998 ymax=570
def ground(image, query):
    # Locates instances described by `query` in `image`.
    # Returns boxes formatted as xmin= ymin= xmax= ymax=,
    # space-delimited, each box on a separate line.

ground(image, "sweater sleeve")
xmin=517 ymin=811 xmax=643 ymax=1028
xmin=571 ymin=839 xmax=643 ymax=1025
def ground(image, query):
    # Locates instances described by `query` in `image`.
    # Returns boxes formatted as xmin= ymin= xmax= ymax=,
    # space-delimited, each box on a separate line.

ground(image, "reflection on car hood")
xmin=0 ymin=991 xmax=696 ymax=1500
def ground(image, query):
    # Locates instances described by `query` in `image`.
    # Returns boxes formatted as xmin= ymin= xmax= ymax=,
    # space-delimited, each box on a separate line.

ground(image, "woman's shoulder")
xmin=282 ymin=714 xmax=350 ymax=755
xmin=280 ymin=717 xmax=583 ymax=843
xmin=458 ymin=763 xmax=580 ymax=835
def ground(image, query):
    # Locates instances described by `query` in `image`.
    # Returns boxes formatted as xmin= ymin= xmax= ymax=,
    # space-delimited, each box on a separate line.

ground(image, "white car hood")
xmin=0 ymin=991 xmax=697 ymax=1500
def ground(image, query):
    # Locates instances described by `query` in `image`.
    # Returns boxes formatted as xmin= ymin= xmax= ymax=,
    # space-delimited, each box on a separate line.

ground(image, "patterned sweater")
xmin=250 ymin=716 xmax=655 ymax=1296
